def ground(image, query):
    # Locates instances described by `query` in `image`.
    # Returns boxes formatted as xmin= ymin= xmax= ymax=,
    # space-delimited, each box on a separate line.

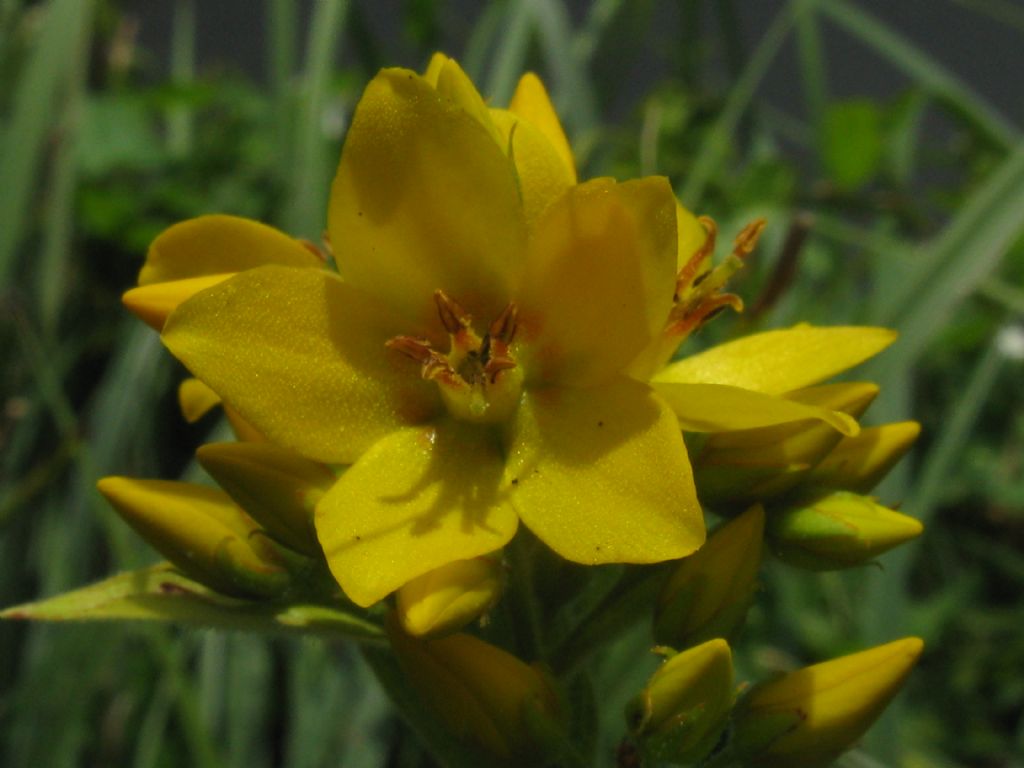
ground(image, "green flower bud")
xmin=766 ymin=491 xmax=923 ymax=570
xmin=386 ymin=616 xmax=564 ymax=766
xmin=693 ymin=383 xmax=878 ymax=508
xmin=731 ymin=638 xmax=923 ymax=768
xmin=396 ymin=554 xmax=503 ymax=637
xmin=803 ymin=421 xmax=921 ymax=494
xmin=655 ymin=505 xmax=764 ymax=647
xmin=626 ymin=639 xmax=734 ymax=764
xmin=97 ymin=477 xmax=290 ymax=598
xmin=197 ymin=441 xmax=335 ymax=555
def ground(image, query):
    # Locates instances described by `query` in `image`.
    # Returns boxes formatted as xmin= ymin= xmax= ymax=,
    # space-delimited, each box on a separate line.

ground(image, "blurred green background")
xmin=1 ymin=1 xmax=1023 ymax=766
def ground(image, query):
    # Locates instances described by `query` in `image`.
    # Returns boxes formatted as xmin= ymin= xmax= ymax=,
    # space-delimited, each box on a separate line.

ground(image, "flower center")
xmin=387 ymin=290 xmax=523 ymax=424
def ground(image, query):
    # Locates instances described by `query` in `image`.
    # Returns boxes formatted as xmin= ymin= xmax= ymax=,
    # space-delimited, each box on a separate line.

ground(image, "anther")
xmin=488 ymin=303 xmax=518 ymax=345
xmin=733 ymin=218 xmax=766 ymax=259
xmin=435 ymin=289 xmax=472 ymax=335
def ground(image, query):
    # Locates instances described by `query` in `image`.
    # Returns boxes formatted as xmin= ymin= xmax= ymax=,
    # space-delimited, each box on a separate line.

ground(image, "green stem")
xmin=507 ymin=533 xmax=546 ymax=661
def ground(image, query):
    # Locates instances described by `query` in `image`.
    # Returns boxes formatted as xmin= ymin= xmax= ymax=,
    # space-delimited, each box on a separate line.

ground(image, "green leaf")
xmin=1 ymin=563 xmax=384 ymax=641
xmin=821 ymin=99 xmax=883 ymax=190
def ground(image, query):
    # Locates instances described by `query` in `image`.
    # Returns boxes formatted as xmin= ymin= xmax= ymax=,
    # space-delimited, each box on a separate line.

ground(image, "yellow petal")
xmin=516 ymin=177 xmax=678 ymax=387
xmin=490 ymin=108 xmax=575 ymax=229
xmin=328 ymin=68 xmax=526 ymax=327
xmin=122 ymin=273 xmax=233 ymax=331
xmin=505 ymin=378 xmax=704 ymax=564
xmin=162 ymin=265 xmax=439 ymax=465
xmin=315 ymin=421 xmax=517 ymax=607
xmin=509 ymin=72 xmax=576 ymax=182
xmin=139 ymin=214 xmax=322 ymax=286
xmin=655 ymin=382 xmax=859 ymax=435
xmin=433 ymin=57 xmax=503 ymax=147
xmin=655 ymin=326 xmax=898 ymax=395
xmin=805 ymin=421 xmax=921 ymax=494
xmin=422 ymin=52 xmax=448 ymax=85
xmin=96 ymin=477 xmax=287 ymax=597
xmin=178 ymin=378 xmax=221 ymax=423
xmin=676 ymin=201 xmax=708 ymax=271
xmin=734 ymin=637 xmax=924 ymax=767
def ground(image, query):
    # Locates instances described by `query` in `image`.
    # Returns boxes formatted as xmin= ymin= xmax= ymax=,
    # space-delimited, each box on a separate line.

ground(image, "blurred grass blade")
xmin=167 ymin=0 xmax=195 ymax=157
xmin=462 ymin=1 xmax=506 ymax=80
xmin=820 ymin=0 xmax=1019 ymax=147
xmin=571 ymin=0 xmax=625 ymax=65
xmin=36 ymin=3 xmax=95 ymax=335
xmin=284 ymin=0 xmax=350 ymax=238
xmin=0 ymin=0 xmax=93 ymax=284
xmin=880 ymin=143 xmax=1024 ymax=363
xmin=795 ymin=3 xmax=827 ymax=126
xmin=532 ymin=0 xmax=598 ymax=133
xmin=679 ymin=0 xmax=800 ymax=206
xmin=908 ymin=335 xmax=1008 ymax=525
xmin=484 ymin=0 xmax=536 ymax=105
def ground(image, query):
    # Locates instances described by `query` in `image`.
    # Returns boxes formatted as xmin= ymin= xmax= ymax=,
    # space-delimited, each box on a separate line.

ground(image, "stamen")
xmin=732 ymin=218 xmax=766 ymax=259
xmin=435 ymin=289 xmax=472 ymax=335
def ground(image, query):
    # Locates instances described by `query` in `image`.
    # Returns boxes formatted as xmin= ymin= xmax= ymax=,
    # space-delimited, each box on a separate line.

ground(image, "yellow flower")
xmin=387 ymin=615 xmax=565 ymax=765
xmin=97 ymin=477 xmax=293 ymax=598
xmin=159 ymin=61 xmax=705 ymax=608
xmin=626 ymin=639 xmax=735 ymax=764
xmin=731 ymin=637 xmax=924 ymax=768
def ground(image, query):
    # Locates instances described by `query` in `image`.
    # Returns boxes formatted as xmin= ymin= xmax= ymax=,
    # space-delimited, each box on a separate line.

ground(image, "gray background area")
xmin=127 ymin=1 xmax=1024 ymax=125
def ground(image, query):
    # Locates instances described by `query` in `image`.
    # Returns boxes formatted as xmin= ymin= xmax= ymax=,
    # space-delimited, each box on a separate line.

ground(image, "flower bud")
xmin=196 ymin=442 xmax=334 ymax=556
xmin=693 ymin=383 xmax=878 ymax=507
xmin=766 ymin=491 xmax=923 ymax=571
xmin=97 ymin=477 xmax=290 ymax=598
xmin=625 ymin=639 xmax=734 ymax=764
xmin=121 ymin=274 xmax=233 ymax=331
xmin=803 ymin=421 xmax=921 ymax=494
xmin=731 ymin=637 xmax=923 ymax=768
xmin=386 ymin=616 xmax=564 ymax=766
xmin=396 ymin=555 xmax=503 ymax=637
xmin=655 ymin=505 xmax=764 ymax=648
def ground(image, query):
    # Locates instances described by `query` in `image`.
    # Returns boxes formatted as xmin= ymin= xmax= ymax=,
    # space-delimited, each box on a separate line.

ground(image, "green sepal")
xmin=0 ymin=563 xmax=383 ymax=641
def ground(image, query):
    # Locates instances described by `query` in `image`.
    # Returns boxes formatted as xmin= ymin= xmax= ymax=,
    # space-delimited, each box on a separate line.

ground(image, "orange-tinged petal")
xmin=509 ymin=72 xmax=576 ymax=182
xmin=162 ymin=265 xmax=439 ymax=465
xmin=655 ymin=382 xmax=859 ymax=435
xmin=490 ymin=108 xmax=575 ymax=229
xmin=178 ymin=377 xmax=221 ymax=423
xmin=655 ymin=326 xmax=897 ymax=395
xmin=316 ymin=421 xmax=518 ymax=607
xmin=516 ymin=177 xmax=678 ymax=388
xmin=328 ymin=68 xmax=526 ymax=327
xmin=505 ymin=378 xmax=704 ymax=564
xmin=122 ymin=274 xmax=234 ymax=331
xmin=139 ymin=214 xmax=322 ymax=286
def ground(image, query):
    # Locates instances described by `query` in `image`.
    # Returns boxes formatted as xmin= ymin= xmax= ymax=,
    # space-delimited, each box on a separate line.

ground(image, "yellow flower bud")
xmin=196 ymin=442 xmax=334 ymax=556
xmin=655 ymin=505 xmax=764 ymax=647
xmin=396 ymin=555 xmax=503 ymax=637
xmin=626 ymin=639 xmax=734 ymax=764
xmin=804 ymin=421 xmax=921 ymax=494
xmin=731 ymin=637 xmax=924 ymax=768
xmin=97 ymin=476 xmax=290 ymax=598
xmin=386 ymin=616 xmax=564 ymax=766
xmin=693 ymin=383 xmax=878 ymax=507
xmin=121 ymin=274 xmax=233 ymax=331
xmin=767 ymin=491 xmax=923 ymax=570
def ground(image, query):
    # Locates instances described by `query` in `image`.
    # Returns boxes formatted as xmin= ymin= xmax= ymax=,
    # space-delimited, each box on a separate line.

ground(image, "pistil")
xmin=387 ymin=291 xmax=523 ymax=423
